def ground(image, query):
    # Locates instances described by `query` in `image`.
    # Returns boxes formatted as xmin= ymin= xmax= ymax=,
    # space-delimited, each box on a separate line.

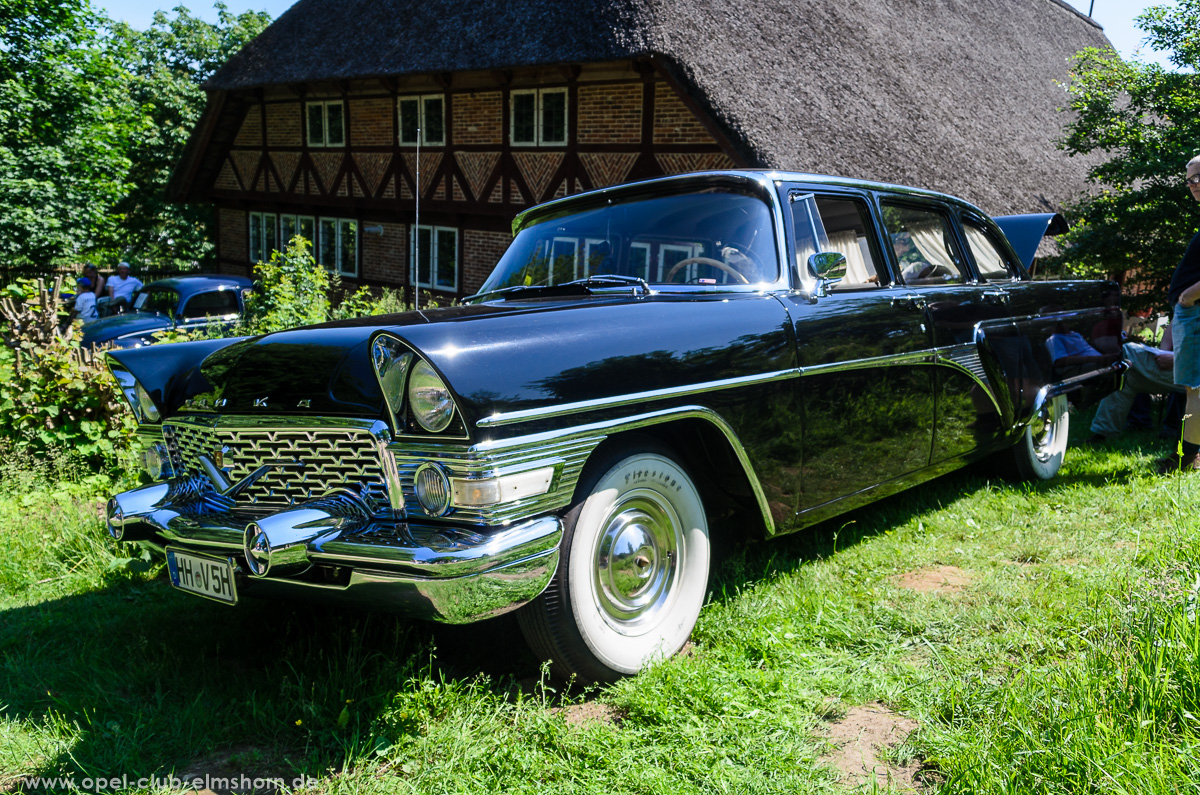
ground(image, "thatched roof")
xmin=200 ymin=0 xmax=1112 ymax=215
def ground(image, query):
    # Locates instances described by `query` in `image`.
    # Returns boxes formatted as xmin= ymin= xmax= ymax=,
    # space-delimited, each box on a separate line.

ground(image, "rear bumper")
xmin=108 ymin=478 xmax=561 ymax=624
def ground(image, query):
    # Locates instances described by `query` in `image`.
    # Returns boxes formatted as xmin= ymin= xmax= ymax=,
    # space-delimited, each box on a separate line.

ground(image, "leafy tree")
xmin=0 ymin=0 xmax=132 ymax=269
xmin=109 ymin=4 xmax=270 ymax=271
xmin=1056 ymin=0 xmax=1200 ymax=313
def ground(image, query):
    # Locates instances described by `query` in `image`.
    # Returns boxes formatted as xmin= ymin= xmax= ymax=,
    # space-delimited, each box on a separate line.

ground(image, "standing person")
xmin=1160 ymin=154 xmax=1200 ymax=473
xmin=106 ymin=261 xmax=143 ymax=313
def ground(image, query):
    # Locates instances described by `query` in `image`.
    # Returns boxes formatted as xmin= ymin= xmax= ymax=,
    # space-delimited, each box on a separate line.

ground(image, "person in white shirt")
xmin=107 ymin=261 xmax=143 ymax=313
xmin=71 ymin=277 xmax=99 ymax=325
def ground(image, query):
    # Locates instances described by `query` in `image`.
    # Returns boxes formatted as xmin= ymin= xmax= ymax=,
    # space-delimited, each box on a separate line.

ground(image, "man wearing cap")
xmin=70 ymin=277 xmax=99 ymax=325
xmin=106 ymin=261 xmax=143 ymax=313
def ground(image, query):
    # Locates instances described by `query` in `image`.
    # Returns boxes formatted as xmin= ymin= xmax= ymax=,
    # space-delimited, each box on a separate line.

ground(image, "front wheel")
xmin=1009 ymin=393 xmax=1069 ymax=481
xmin=517 ymin=444 xmax=710 ymax=682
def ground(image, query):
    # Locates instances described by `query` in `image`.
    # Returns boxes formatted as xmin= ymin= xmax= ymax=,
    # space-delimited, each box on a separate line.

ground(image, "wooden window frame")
xmin=316 ymin=216 xmax=358 ymax=277
xmin=398 ymin=93 xmax=445 ymax=147
xmin=411 ymin=224 xmax=459 ymax=291
xmin=248 ymin=211 xmax=279 ymax=263
xmin=510 ymin=87 xmax=568 ymax=147
xmin=306 ymin=100 xmax=345 ymax=147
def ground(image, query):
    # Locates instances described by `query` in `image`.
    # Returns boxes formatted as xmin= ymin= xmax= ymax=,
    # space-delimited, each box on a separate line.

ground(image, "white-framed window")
xmin=248 ymin=212 xmax=278 ymax=263
xmin=317 ymin=217 xmax=358 ymax=277
xmin=398 ymin=94 xmax=445 ymax=146
xmin=412 ymin=225 xmax=458 ymax=291
xmin=629 ymin=242 xmax=651 ymax=281
xmin=510 ymin=87 xmax=568 ymax=146
xmin=658 ymin=243 xmax=702 ymax=281
xmin=279 ymin=215 xmax=316 ymax=251
xmin=548 ymin=237 xmax=579 ymax=284
xmin=583 ymin=238 xmax=613 ymax=277
xmin=306 ymin=100 xmax=345 ymax=147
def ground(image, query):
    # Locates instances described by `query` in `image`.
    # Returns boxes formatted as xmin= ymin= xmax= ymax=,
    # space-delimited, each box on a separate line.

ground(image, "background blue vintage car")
xmin=101 ymin=171 xmax=1121 ymax=682
xmin=81 ymin=274 xmax=252 ymax=348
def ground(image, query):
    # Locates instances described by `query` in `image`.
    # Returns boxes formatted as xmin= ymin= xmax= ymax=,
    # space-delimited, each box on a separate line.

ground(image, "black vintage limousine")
xmin=104 ymin=171 xmax=1121 ymax=682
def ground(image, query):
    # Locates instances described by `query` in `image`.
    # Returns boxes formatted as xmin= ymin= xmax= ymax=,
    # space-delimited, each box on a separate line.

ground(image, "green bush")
xmin=0 ymin=279 xmax=137 ymax=468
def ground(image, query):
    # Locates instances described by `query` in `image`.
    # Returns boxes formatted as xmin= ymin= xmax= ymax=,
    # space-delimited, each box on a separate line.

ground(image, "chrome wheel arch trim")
xmin=468 ymin=405 xmax=777 ymax=537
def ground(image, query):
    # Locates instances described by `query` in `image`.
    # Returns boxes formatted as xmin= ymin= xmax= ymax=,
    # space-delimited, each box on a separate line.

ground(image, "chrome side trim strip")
xmin=477 ymin=349 xmax=951 ymax=429
xmin=796 ymin=348 xmax=934 ymax=376
xmin=475 ymin=369 xmax=801 ymax=428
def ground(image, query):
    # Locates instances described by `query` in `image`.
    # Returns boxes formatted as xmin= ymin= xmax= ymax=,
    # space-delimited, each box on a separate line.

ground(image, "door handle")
xmin=982 ymin=290 xmax=1011 ymax=306
xmin=891 ymin=294 xmax=927 ymax=311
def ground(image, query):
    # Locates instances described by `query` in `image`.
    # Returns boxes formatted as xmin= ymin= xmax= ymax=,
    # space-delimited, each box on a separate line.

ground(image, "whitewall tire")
xmin=518 ymin=444 xmax=710 ymax=682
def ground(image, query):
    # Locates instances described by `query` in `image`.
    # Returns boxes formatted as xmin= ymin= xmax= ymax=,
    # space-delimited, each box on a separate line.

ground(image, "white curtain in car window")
xmin=964 ymin=225 xmax=1008 ymax=278
xmin=825 ymin=231 xmax=874 ymax=284
xmin=909 ymin=222 xmax=959 ymax=276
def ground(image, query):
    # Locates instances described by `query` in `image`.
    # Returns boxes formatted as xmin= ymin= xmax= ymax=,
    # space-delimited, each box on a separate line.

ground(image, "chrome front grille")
xmin=162 ymin=416 xmax=392 ymax=509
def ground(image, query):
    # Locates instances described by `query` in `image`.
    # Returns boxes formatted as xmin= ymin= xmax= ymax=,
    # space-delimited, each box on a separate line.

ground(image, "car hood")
xmin=83 ymin=312 xmax=172 ymax=345
xmin=115 ymin=293 xmax=796 ymax=432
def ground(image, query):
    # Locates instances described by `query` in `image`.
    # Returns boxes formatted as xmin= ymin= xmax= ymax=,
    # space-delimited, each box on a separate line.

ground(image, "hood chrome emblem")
xmin=297 ymin=399 xmax=311 ymax=408
xmin=254 ymin=397 xmax=269 ymax=408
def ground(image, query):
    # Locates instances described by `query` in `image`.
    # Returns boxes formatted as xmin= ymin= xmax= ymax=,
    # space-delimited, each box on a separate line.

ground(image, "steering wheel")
xmin=664 ymin=257 xmax=750 ymax=285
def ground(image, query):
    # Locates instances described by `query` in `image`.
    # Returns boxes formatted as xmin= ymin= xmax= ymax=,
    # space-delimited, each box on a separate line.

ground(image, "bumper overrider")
xmin=107 ymin=418 xmax=581 ymax=624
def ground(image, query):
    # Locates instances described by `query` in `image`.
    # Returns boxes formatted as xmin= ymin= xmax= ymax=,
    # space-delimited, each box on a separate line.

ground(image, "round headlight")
xmin=408 ymin=359 xmax=455 ymax=432
xmin=135 ymin=382 xmax=161 ymax=423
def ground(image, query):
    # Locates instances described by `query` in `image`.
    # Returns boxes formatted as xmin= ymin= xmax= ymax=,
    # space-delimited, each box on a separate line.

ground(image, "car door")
xmin=876 ymin=199 xmax=1014 ymax=463
xmin=779 ymin=187 xmax=935 ymax=513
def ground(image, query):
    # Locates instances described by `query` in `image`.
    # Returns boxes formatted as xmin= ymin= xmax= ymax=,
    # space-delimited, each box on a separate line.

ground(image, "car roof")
xmin=513 ymin=170 xmax=987 ymax=234
xmin=143 ymin=274 xmax=253 ymax=294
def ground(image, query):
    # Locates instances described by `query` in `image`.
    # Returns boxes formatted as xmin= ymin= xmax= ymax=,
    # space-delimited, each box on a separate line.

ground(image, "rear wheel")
xmin=518 ymin=443 xmax=710 ymax=682
xmin=1009 ymin=393 xmax=1069 ymax=480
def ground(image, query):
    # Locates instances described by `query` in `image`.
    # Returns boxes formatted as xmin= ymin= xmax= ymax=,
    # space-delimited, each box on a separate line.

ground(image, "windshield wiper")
xmin=464 ymin=274 xmax=652 ymax=303
xmin=462 ymin=285 xmax=532 ymax=303
xmin=562 ymin=274 xmax=652 ymax=295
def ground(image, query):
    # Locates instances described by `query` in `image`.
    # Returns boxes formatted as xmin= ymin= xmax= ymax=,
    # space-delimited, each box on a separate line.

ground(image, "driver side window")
xmin=881 ymin=203 xmax=964 ymax=285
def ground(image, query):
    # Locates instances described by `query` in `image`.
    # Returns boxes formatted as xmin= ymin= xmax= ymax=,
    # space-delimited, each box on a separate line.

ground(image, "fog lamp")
xmin=140 ymin=442 xmax=171 ymax=480
xmin=414 ymin=463 xmax=452 ymax=516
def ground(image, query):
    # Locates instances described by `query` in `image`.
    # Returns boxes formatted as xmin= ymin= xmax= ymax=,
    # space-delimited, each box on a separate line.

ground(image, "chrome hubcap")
xmin=1031 ymin=400 xmax=1062 ymax=462
xmin=593 ymin=493 xmax=681 ymax=633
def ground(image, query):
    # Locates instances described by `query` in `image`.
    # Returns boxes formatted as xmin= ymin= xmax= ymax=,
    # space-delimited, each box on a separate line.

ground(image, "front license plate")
xmin=166 ymin=548 xmax=238 ymax=605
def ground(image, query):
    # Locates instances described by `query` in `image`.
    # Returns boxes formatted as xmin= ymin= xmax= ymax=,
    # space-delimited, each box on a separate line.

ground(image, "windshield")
xmin=133 ymin=287 xmax=179 ymax=316
xmin=478 ymin=188 xmax=778 ymax=294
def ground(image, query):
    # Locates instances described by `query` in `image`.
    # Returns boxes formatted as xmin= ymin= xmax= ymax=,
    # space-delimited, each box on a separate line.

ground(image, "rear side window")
xmin=880 ymin=203 xmax=964 ymax=285
xmin=962 ymin=220 xmax=1018 ymax=281
xmin=182 ymin=290 xmax=240 ymax=319
xmin=815 ymin=196 xmax=884 ymax=288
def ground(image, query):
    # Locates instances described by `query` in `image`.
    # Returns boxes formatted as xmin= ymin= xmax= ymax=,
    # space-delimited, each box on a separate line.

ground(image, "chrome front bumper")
xmin=107 ymin=476 xmax=562 ymax=624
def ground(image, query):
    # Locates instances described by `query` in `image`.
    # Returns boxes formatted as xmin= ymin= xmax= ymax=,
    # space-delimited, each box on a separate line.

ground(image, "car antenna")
xmin=414 ymin=125 xmax=421 ymax=311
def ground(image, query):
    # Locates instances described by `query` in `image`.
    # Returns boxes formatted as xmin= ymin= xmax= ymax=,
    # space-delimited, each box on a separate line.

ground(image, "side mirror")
xmin=808 ymin=251 xmax=847 ymax=296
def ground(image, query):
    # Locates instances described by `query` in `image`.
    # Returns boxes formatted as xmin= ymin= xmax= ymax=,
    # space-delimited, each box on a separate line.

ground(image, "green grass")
xmin=2 ymin=416 xmax=1199 ymax=793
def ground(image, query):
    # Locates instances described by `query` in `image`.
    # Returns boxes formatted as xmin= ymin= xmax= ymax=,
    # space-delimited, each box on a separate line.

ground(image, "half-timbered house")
xmin=168 ymin=0 xmax=1112 ymax=300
